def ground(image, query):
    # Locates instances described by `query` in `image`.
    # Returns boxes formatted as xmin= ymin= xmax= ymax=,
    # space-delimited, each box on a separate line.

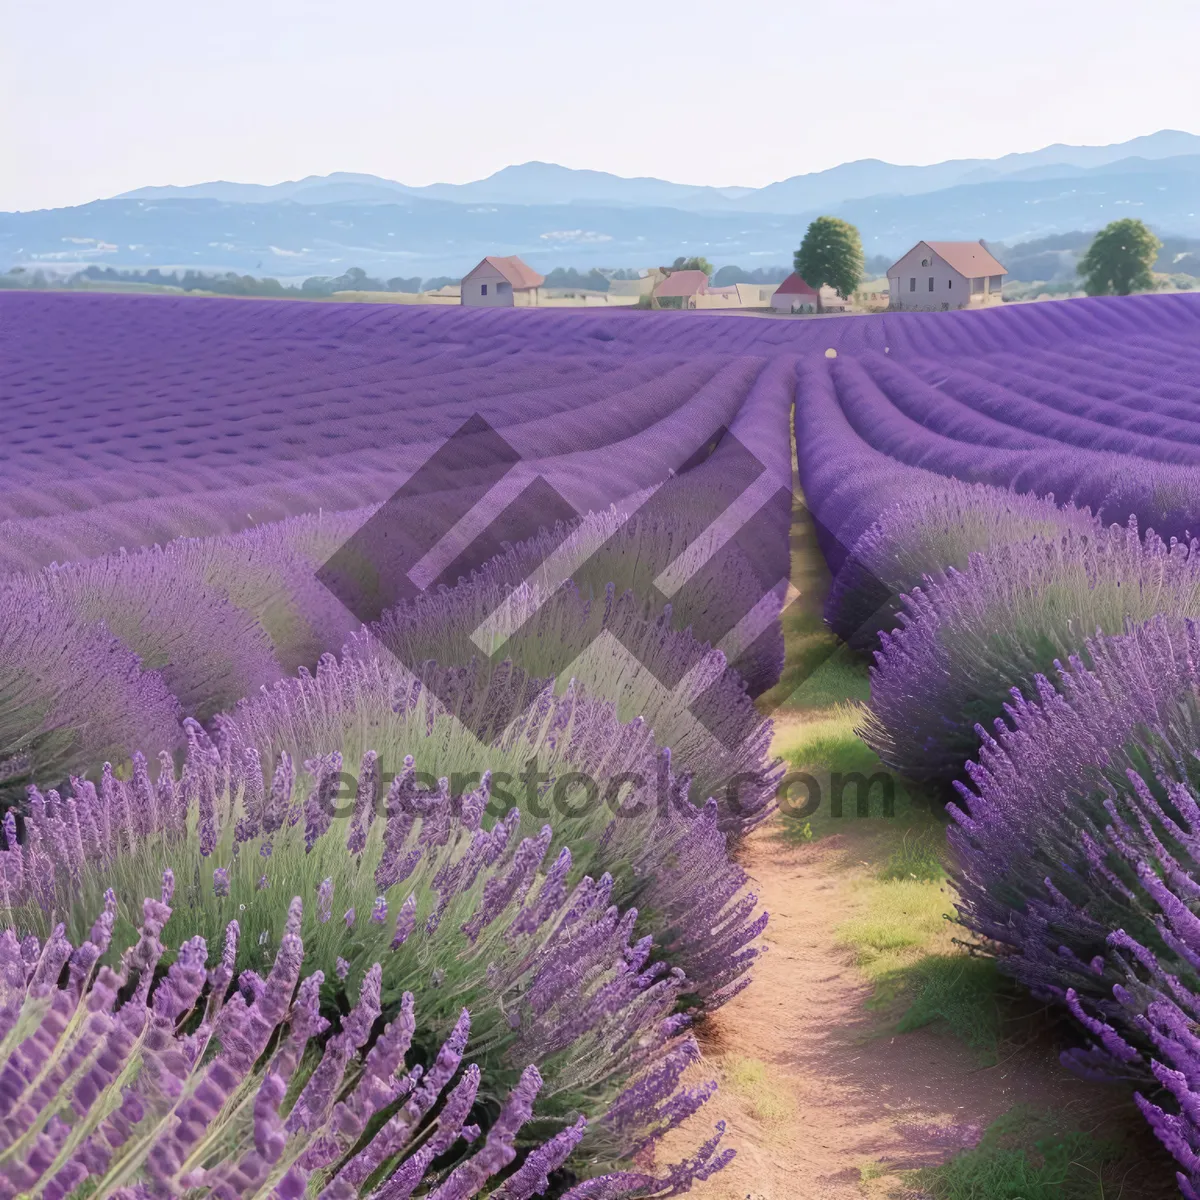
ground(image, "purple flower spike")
xmin=316 ymin=877 xmax=334 ymax=925
xmin=303 ymin=751 xmax=343 ymax=853
xmin=391 ymin=894 xmax=417 ymax=950
xmin=213 ymin=868 xmax=230 ymax=898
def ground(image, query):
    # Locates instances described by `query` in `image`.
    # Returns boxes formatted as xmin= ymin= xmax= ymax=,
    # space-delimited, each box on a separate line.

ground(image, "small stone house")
xmin=887 ymin=241 xmax=1007 ymax=311
xmin=460 ymin=256 xmax=545 ymax=307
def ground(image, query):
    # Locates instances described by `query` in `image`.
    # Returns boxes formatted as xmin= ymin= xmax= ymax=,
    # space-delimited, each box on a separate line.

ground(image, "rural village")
xmin=455 ymin=240 xmax=1010 ymax=314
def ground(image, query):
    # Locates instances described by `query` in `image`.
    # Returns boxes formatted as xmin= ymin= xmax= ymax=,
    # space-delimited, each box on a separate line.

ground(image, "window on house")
xmin=909 ymin=277 xmax=916 ymax=292
xmin=948 ymin=278 xmax=953 ymax=289
xmin=480 ymin=283 xmax=488 ymax=296
xmin=928 ymin=277 xmax=934 ymax=292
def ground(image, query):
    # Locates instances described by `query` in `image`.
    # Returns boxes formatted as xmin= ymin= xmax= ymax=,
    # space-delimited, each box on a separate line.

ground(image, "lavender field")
xmin=4 ymin=288 xmax=1200 ymax=1196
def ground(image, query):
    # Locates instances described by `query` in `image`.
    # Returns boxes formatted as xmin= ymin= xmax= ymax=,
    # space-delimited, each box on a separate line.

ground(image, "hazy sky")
xmin=3 ymin=0 xmax=1198 ymax=211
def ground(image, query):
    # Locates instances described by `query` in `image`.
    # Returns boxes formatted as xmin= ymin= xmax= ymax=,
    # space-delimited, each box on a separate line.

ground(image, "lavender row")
xmin=947 ymin=617 xmax=1200 ymax=1195
xmin=970 ymin=351 xmax=1200 ymax=429
xmin=1 ymin=501 xmax=785 ymax=850
xmin=0 ymin=881 xmax=730 ymax=1196
xmin=823 ymin=355 xmax=1200 ymax=541
xmin=824 ymin=479 xmax=1099 ymax=649
xmin=902 ymin=357 xmax=1200 ymax=464
xmin=0 ymin=711 xmax=755 ymax=1182
xmin=861 ymin=520 xmax=1200 ymax=789
xmin=0 ymin=361 xmax=759 ymax=574
xmin=792 ymin=356 xmax=958 ymax=578
xmin=223 ymin=650 xmax=771 ymax=999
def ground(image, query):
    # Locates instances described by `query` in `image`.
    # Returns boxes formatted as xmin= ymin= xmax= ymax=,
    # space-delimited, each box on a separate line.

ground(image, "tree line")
xmin=0 ymin=265 xmax=459 ymax=297
xmin=1 ymin=219 xmax=1172 ymax=303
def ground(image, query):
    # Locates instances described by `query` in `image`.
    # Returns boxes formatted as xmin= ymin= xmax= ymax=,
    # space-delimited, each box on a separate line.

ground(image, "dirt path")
xmin=653 ymin=498 xmax=1179 ymax=1197
xmin=661 ymin=822 xmax=1139 ymax=1200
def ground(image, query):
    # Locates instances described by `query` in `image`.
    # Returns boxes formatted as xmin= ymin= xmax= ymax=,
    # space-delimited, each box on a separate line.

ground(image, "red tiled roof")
xmin=926 ymin=242 xmax=1007 ymax=277
xmin=773 ymin=272 xmax=819 ymax=296
xmin=469 ymin=255 xmax=545 ymax=290
xmin=653 ymin=270 xmax=710 ymax=298
xmin=893 ymin=241 xmax=1007 ymax=279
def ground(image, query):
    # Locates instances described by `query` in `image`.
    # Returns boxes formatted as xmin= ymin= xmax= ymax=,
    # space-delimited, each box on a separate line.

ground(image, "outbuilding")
xmin=460 ymin=256 xmax=545 ymax=307
xmin=771 ymin=273 xmax=820 ymax=313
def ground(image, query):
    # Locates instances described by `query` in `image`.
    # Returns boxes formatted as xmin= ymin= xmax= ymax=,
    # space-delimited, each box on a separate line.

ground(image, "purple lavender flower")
xmin=391 ymin=893 xmax=417 ymax=950
xmin=303 ymin=751 xmax=343 ymax=853
xmin=316 ymin=877 xmax=334 ymax=924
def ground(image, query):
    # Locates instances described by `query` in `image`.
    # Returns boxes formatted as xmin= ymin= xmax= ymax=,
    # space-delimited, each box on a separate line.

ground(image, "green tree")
xmin=670 ymin=255 xmax=713 ymax=277
xmin=1078 ymin=219 xmax=1162 ymax=296
xmin=794 ymin=217 xmax=864 ymax=312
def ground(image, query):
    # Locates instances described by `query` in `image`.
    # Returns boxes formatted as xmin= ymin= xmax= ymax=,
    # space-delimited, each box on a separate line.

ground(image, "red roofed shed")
xmin=771 ymin=272 xmax=820 ymax=313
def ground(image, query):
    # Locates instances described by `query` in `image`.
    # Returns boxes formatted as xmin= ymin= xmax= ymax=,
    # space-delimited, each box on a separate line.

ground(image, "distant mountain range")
xmin=116 ymin=130 xmax=1200 ymax=214
xmin=5 ymin=131 xmax=1200 ymax=280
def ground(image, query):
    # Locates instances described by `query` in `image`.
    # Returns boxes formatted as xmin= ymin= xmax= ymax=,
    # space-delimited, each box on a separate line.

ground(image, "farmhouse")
xmin=652 ymin=269 xmax=711 ymax=309
xmin=460 ymin=256 xmax=545 ymax=307
xmin=887 ymin=241 xmax=1007 ymax=311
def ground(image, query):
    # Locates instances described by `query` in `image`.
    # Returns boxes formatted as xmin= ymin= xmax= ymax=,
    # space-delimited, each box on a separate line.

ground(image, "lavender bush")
xmin=137 ymin=509 xmax=365 ymax=674
xmin=223 ymin=651 xmax=769 ymax=1006
xmin=825 ymin=478 xmax=1101 ymax=649
xmin=0 ymin=589 xmax=181 ymax=796
xmin=0 ymin=880 xmax=731 ymax=1196
xmin=945 ymin=617 xmax=1200 ymax=1194
xmin=862 ymin=520 xmax=1200 ymax=788
xmin=0 ymin=726 xmax=741 ymax=1188
xmin=11 ymin=549 xmax=284 ymax=720
xmin=949 ymin=616 xmax=1200 ymax=1020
